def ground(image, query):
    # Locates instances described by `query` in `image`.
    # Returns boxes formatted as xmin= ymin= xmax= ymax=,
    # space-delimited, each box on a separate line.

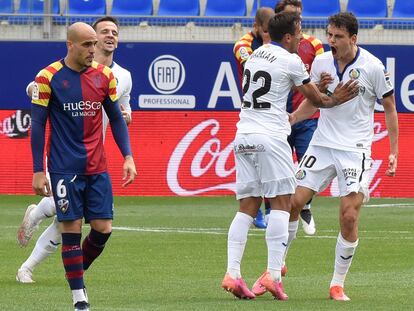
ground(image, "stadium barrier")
xmin=0 ymin=41 xmax=412 ymax=197
xmin=0 ymin=111 xmax=412 ymax=197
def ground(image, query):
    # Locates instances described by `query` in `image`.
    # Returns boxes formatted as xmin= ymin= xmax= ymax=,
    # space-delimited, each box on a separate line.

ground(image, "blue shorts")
xmin=50 ymin=172 xmax=114 ymax=222
xmin=288 ymin=118 xmax=318 ymax=161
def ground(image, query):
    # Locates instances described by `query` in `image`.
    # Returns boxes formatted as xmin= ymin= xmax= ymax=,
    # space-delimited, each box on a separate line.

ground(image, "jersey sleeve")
xmin=118 ymin=70 xmax=132 ymax=117
xmin=32 ymin=69 xmax=52 ymax=107
xmin=31 ymin=70 xmax=50 ymax=172
xmin=288 ymin=54 xmax=310 ymax=86
xmin=234 ymin=42 xmax=253 ymax=67
xmin=371 ymin=61 xmax=394 ymax=99
xmin=102 ymin=69 xmax=132 ymax=157
xmin=312 ymin=37 xmax=324 ymax=56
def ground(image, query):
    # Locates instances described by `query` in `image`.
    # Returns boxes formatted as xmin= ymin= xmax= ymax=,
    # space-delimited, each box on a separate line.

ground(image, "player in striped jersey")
xmin=16 ymin=17 xmax=133 ymax=286
xmin=30 ymin=22 xmax=136 ymax=311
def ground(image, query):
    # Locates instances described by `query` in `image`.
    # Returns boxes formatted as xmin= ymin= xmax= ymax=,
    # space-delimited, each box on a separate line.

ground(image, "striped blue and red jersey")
xmin=287 ymin=34 xmax=324 ymax=118
xmin=233 ymin=31 xmax=263 ymax=86
xmin=31 ymin=59 xmax=131 ymax=175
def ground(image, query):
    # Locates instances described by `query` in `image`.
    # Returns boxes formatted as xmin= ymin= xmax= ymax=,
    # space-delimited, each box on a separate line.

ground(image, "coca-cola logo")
xmin=168 ymin=119 xmax=391 ymax=197
xmin=167 ymin=119 xmax=235 ymax=195
xmin=0 ymin=110 xmax=31 ymax=138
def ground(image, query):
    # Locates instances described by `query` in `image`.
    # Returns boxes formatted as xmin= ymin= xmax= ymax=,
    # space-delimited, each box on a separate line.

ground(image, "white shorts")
xmin=295 ymin=145 xmax=372 ymax=202
xmin=234 ymin=133 xmax=296 ymax=200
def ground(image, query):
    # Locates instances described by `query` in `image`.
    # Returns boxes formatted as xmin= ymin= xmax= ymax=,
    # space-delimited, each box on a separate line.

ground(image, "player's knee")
xmin=290 ymin=195 xmax=304 ymax=214
xmin=340 ymin=209 xmax=358 ymax=228
xmin=89 ymin=228 xmax=112 ymax=247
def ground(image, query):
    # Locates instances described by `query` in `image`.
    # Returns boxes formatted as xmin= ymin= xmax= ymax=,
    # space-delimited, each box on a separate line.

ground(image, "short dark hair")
xmin=328 ymin=12 xmax=358 ymax=36
xmin=274 ymin=0 xmax=303 ymax=13
xmin=92 ymin=16 xmax=120 ymax=31
xmin=268 ymin=12 xmax=301 ymax=42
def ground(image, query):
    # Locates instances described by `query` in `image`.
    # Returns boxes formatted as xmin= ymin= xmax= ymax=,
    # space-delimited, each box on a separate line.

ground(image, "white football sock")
xmin=266 ymin=210 xmax=289 ymax=281
xmin=283 ymin=220 xmax=299 ymax=262
xmin=72 ymin=289 xmax=87 ymax=304
xmin=20 ymin=217 xmax=61 ymax=272
xmin=330 ymin=233 xmax=359 ymax=288
xmin=227 ymin=212 xmax=253 ymax=279
xmin=30 ymin=196 xmax=56 ymax=224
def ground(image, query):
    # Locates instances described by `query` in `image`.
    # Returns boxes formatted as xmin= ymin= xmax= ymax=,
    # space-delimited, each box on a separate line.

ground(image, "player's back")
xmin=32 ymin=60 xmax=117 ymax=175
xmin=237 ymin=43 xmax=309 ymax=138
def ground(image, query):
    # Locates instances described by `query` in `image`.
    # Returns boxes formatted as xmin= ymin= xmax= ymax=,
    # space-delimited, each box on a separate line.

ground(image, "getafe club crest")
xmin=349 ymin=68 xmax=360 ymax=80
xmin=58 ymin=199 xmax=69 ymax=213
xmin=295 ymin=169 xmax=306 ymax=180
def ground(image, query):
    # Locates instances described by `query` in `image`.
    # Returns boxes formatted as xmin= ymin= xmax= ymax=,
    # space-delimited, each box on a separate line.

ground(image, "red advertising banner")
xmin=0 ymin=110 xmax=412 ymax=197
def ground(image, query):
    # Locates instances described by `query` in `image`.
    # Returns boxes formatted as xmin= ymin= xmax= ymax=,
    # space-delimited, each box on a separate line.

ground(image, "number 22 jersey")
xmin=237 ymin=42 xmax=310 ymax=139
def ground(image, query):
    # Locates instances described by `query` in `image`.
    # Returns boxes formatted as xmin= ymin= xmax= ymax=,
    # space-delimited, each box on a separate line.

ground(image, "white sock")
xmin=227 ymin=212 xmax=253 ymax=279
xmin=30 ymin=196 xmax=56 ymax=224
xmin=72 ymin=289 xmax=87 ymax=304
xmin=20 ymin=217 xmax=61 ymax=272
xmin=266 ymin=210 xmax=289 ymax=281
xmin=330 ymin=233 xmax=359 ymax=288
xmin=283 ymin=220 xmax=299 ymax=262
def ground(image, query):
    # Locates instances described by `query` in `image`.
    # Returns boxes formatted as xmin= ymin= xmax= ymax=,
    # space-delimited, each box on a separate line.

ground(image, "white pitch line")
xmin=112 ymin=226 xmax=413 ymax=239
xmin=0 ymin=226 xmax=414 ymax=235
xmin=365 ymin=203 xmax=414 ymax=208
xmin=304 ymin=235 xmax=414 ymax=240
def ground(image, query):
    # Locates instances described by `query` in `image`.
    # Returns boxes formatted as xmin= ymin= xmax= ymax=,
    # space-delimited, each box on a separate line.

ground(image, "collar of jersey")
xmin=61 ymin=58 xmax=90 ymax=74
xmin=270 ymin=41 xmax=284 ymax=49
xmin=334 ymin=46 xmax=360 ymax=81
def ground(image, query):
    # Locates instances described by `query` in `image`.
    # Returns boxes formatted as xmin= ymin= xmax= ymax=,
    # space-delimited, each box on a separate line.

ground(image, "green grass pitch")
xmin=1 ymin=195 xmax=413 ymax=310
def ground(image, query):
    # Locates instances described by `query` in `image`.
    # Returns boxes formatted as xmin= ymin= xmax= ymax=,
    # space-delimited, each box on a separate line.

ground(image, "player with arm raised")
xmin=16 ymin=16 xmax=133 ymax=285
xmin=275 ymin=0 xmax=331 ymax=237
xmin=258 ymin=12 xmax=398 ymax=301
xmin=233 ymin=7 xmax=274 ymax=229
xmin=221 ymin=12 xmax=358 ymax=301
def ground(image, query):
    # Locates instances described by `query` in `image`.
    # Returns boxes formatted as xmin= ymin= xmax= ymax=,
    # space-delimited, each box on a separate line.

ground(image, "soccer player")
xmin=31 ymin=22 xmax=136 ymax=311
xmin=16 ymin=16 xmax=132 ymax=284
xmin=268 ymin=12 xmax=398 ymax=301
xmin=233 ymin=7 xmax=274 ymax=229
xmin=221 ymin=12 xmax=358 ymax=300
xmin=275 ymin=0 xmax=331 ymax=236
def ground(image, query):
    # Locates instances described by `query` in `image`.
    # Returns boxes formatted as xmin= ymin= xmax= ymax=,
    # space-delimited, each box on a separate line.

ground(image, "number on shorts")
xmin=299 ymin=155 xmax=317 ymax=168
xmin=242 ymin=69 xmax=271 ymax=109
xmin=56 ymin=179 xmax=67 ymax=198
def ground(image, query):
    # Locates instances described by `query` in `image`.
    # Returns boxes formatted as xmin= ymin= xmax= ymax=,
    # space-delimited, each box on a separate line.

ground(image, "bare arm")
xmin=289 ymin=99 xmax=318 ymax=125
xmin=296 ymin=80 xmax=359 ymax=108
xmin=317 ymin=72 xmax=334 ymax=93
xmin=381 ymin=94 xmax=399 ymax=176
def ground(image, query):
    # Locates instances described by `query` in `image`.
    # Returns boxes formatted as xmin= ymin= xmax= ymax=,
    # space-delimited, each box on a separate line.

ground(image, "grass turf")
xmin=1 ymin=195 xmax=413 ymax=310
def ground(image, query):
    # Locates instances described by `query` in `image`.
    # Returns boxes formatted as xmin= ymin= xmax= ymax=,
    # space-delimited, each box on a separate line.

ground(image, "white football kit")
xmin=296 ymin=47 xmax=394 ymax=200
xmin=102 ymin=61 xmax=133 ymax=138
xmin=235 ymin=42 xmax=310 ymax=199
